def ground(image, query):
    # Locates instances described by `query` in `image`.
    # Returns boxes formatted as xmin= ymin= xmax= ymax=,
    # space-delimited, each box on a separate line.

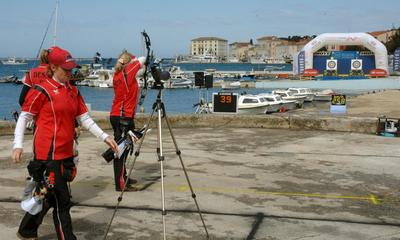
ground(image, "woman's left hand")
xmin=104 ymin=136 xmax=118 ymax=154
xmin=74 ymin=127 xmax=81 ymax=139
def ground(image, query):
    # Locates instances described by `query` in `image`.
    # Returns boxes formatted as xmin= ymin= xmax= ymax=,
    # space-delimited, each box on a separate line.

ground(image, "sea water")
xmin=0 ymin=60 xmax=283 ymax=119
xmin=0 ymin=84 xmax=268 ymax=120
xmin=1 ymin=60 xmax=398 ymax=120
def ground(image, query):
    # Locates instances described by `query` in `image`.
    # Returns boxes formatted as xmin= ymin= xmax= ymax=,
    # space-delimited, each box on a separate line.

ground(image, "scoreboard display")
xmin=331 ymin=94 xmax=346 ymax=105
xmin=330 ymin=94 xmax=346 ymax=114
xmin=212 ymin=92 xmax=238 ymax=113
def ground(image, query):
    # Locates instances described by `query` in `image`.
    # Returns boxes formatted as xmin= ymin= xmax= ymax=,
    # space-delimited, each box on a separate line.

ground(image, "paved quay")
xmin=0 ymin=90 xmax=399 ymax=239
xmin=0 ymin=126 xmax=399 ymax=239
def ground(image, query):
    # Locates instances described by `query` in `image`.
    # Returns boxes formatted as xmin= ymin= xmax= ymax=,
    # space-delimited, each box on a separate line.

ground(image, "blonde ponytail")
xmin=114 ymin=50 xmax=133 ymax=73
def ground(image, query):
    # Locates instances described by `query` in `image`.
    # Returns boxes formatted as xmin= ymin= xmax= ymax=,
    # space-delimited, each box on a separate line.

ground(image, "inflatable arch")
xmin=302 ymin=32 xmax=388 ymax=75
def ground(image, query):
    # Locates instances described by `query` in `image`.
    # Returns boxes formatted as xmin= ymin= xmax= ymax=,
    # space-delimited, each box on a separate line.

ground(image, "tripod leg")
xmin=156 ymin=104 xmax=167 ymax=240
xmin=163 ymin=113 xmax=210 ymax=239
xmin=103 ymin=107 xmax=156 ymax=240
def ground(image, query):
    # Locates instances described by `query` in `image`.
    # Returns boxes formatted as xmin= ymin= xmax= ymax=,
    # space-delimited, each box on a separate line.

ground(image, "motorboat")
xmin=258 ymin=93 xmax=296 ymax=112
xmin=1 ymin=57 xmax=27 ymax=65
xmin=263 ymin=65 xmax=285 ymax=71
xmin=314 ymin=89 xmax=334 ymax=101
xmin=288 ymin=88 xmax=315 ymax=102
xmin=264 ymin=58 xmax=286 ymax=64
xmin=166 ymin=78 xmax=193 ymax=89
xmin=85 ymin=68 xmax=114 ymax=87
xmin=183 ymin=53 xmax=219 ymax=63
xmin=0 ymin=74 xmax=18 ymax=83
xmin=250 ymin=57 xmax=265 ymax=64
xmin=98 ymin=81 xmax=111 ymax=88
xmin=240 ymin=71 xmax=256 ymax=81
xmin=272 ymin=89 xmax=306 ymax=107
xmin=169 ymin=66 xmax=188 ymax=79
xmin=76 ymin=79 xmax=90 ymax=86
xmin=221 ymin=81 xmax=240 ymax=90
xmin=238 ymin=95 xmax=271 ymax=114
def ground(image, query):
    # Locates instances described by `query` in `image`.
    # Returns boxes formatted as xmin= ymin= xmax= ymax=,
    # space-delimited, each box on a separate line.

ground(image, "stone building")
xmin=191 ymin=37 xmax=228 ymax=59
xmin=256 ymin=36 xmax=289 ymax=59
xmin=276 ymin=40 xmax=311 ymax=61
xmin=228 ymin=42 xmax=253 ymax=61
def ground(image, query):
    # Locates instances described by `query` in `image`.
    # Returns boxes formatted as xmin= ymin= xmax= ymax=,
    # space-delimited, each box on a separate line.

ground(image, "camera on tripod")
xmin=150 ymin=59 xmax=170 ymax=89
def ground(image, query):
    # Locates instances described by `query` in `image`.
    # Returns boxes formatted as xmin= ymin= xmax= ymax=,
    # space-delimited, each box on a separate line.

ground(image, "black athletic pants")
xmin=110 ymin=116 xmax=135 ymax=190
xmin=18 ymin=159 xmax=76 ymax=240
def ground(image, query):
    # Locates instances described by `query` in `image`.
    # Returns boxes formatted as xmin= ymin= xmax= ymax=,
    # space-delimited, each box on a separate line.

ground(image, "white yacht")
xmin=86 ymin=68 xmax=114 ymax=88
xmin=288 ymin=88 xmax=315 ymax=102
xmin=169 ymin=66 xmax=188 ymax=79
xmin=263 ymin=65 xmax=285 ymax=71
xmin=238 ymin=95 xmax=271 ymax=115
xmin=167 ymin=78 xmax=193 ymax=89
xmin=2 ymin=57 xmax=27 ymax=65
xmin=187 ymin=53 xmax=219 ymax=63
xmin=272 ymin=89 xmax=306 ymax=107
xmin=221 ymin=81 xmax=240 ymax=90
xmin=314 ymin=89 xmax=334 ymax=101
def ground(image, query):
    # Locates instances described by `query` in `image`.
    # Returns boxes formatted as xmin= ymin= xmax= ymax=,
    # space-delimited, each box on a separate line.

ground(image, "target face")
xmin=327 ymin=60 xmax=336 ymax=69
xmin=352 ymin=60 xmax=361 ymax=69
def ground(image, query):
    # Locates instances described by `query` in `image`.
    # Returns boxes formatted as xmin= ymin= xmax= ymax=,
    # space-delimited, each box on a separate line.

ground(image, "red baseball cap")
xmin=48 ymin=46 xmax=79 ymax=70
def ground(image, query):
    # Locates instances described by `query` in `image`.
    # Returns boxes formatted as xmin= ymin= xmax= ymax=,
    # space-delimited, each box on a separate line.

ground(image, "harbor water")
xmin=1 ymin=60 xmax=399 ymax=120
xmin=0 ymin=83 xmax=269 ymax=120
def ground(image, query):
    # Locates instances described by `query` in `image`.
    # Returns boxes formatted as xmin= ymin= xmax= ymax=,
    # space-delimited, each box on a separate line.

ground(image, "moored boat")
xmin=288 ymin=87 xmax=315 ymax=102
xmin=238 ymin=95 xmax=270 ymax=114
xmin=221 ymin=81 xmax=240 ymax=90
xmin=0 ymin=74 xmax=18 ymax=83
xmin=314 ymin=89 xmax=334 ymax=101
xmin=272 ymin=89 xmax=306 ymax=107
xmin=258 ymin=93 xmax=296 ymax=112
xmin=1 ymin=57 xmax=27 ymax=65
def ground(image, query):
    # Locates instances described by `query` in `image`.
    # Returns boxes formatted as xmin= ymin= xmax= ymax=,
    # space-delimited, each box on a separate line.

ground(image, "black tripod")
xmin=103 ymin=84 xmax=210 ymax=240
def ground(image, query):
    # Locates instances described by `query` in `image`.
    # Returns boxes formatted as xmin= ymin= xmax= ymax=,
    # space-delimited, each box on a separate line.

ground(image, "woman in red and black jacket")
xmin=19 ymin=49 xmax=50 ymax=106
xmin=110 ymin=50 xmax=145 ymax=191
xmin=12 ymin=46 xmax=118 ymax=240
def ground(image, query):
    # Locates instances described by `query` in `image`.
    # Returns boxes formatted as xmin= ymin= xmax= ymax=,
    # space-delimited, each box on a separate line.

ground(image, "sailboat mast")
xmin=53 ymin=0 xmax=59 ymax=46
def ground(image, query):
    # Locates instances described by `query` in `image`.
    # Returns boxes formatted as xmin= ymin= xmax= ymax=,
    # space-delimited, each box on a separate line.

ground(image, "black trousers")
xmin=110 ymin=116 xmax=135 ymax=190
xmin=18 ymin=159 xmax=76 ymax=240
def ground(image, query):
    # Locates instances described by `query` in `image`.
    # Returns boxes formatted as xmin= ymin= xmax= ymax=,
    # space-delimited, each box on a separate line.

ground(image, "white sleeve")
xmin=135 ymin=56 xmax=147 ymax=79
xmin=137 ymin=56 xmax=146 ymax=66
xmin=76 ymin=112 xmax=109 ymax=141
xmin=13 ymin=112 xmax=34 ymax=149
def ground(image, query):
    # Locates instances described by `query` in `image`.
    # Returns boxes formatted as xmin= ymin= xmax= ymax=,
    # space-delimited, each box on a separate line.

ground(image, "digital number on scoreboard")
xmin=212 ymin=92 xmax=238 ymax=114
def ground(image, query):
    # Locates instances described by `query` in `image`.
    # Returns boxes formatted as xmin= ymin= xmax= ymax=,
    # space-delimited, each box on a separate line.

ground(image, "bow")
xmin=138 ymin=30 xmax=153 ymax=106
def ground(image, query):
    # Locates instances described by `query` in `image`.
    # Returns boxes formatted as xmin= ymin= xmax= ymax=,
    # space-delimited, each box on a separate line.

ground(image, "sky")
xmin=1 ymin=0 xmax=399 ymax=58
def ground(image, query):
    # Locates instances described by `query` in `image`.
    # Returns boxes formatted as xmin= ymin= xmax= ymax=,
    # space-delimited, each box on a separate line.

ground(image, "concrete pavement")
xmin=0 ymin=126 xmax=399 ymax=239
